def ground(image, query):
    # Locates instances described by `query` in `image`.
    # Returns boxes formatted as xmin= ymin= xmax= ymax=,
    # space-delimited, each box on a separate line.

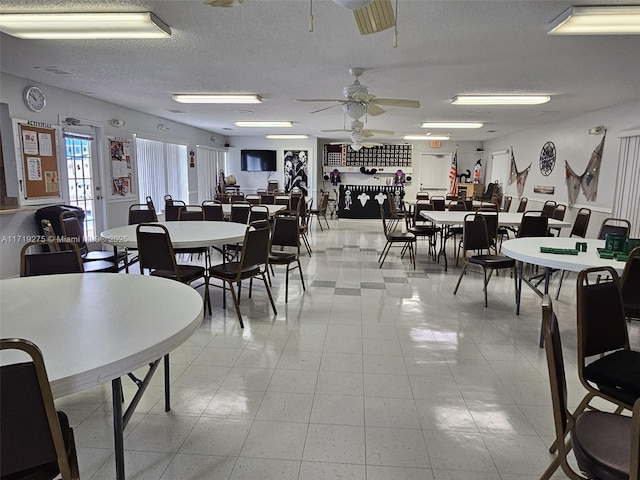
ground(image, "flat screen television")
xmin=240 ymin=150 xmax=277 ymax=172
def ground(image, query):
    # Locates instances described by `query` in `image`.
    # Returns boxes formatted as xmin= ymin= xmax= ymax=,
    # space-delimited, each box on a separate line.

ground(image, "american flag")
xmin=449 ymin=148 xmax=458 ymax=196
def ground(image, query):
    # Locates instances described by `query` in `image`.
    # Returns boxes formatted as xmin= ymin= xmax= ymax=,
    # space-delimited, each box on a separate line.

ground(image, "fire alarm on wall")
xmin=110 ymin=119 xmax=126 ymax=128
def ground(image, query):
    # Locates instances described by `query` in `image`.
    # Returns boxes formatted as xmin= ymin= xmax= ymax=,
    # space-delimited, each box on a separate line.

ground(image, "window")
xmin=196 ymin=146 xmax=227 ymax=204
xmin=136 ymin=137 xmax=188 ymax=210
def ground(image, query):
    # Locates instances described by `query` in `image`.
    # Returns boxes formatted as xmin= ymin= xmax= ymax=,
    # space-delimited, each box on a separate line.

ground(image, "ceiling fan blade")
xmin=295 ymin=99 xmax=346 ymax=103
xmin=351 ymin=91 xmax=376 ymax=103
xmin=353 ymin=0 xmax=395 ymax=35
xmin=364 ymin=129 xmax=394 ymax=135
xmin=362 ymin=142 xmax=383 ymax=148
xmin=363 ymin=131 xmax=375 ymax=138
xmin=367 ymin=103 xmax=386 ymax=116
xmin=321 ymin=128 xmax=349 ymax=133
xmin=311 ymin=104 xmax=344 ymax=114
xmin=371 ymin=98 xmax=421 ymax=108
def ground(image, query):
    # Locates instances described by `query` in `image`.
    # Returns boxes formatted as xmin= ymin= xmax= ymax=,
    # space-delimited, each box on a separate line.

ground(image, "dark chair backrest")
xmin=318 ymin=191 xmax=330 ymax=212
xmin=249 ymin=205 xmax=270 ymax=223
xmin=570 ymin=208 xmax=591 ymax=238
xmin=477 ymin=210 xmax=498 ymax=245
xmin=463 ymin=197 xmax=474 ymax=212
xmin=202 ymin=200 xmax=224 ymax=221
xmin=230 ymin=202 xmax=251 ymax=224
xmin=552 ymin=204 xmax=566 ymax=221
xmin=245 ymin=195 xmax=261 ymax=205
xmin=129 ymin=204 xmax=157 ymax=225
xmin=178 ymin=205 xmax=204 ymax=221
xmin=541 ymin=296 xmax=572 ymax=454
xmin=260 ymin=194 xmax=275 ymax=205
xmin=271 ymin=210 xmax=300 ymax=250
xmin=238 ymin=220 xmax=271 ymax=272
xmin=59 ymin=212 xmax=88 ymax=255
xmin=164 ymin=199 xmax=186 ymax=221
xmin=413 ymin=201 xmax=434 ymax=225
xmin=20 ymin=241 xmax=84 ymax=277
xmin=598 ymin=217 xmax=631 ymax=240
xmin=517 ymin=211 xmax=549 ymax=238
xmin=1 ymin=338 xmax=79 ymax=480
xmin=516 ymin=197 xmax=528 ymax=213
xmin=577 ymin=267 xmax=629 ymax=358
xmin=502 ymin=196 xmax=512 ymax=212
xmin=267 ymin=180 xmax=279 ymax=192
xmin=289 ymin=194 xmax=304 ymax=213
xmin=431 ymin=196 xmax=446 ymax=211
xmin=275 ymin=195 xmax=289 ymax=206
xmin=230 ymin=194 xmax=245 ymax=203
xmin=380 ymin=206 xmax=394 ymax=237
xmin=136 ymin=223 xmax=179 ymax=275
xmin=416 ymin=192 xmax=429 ymax=201
xmin=145 ymin=195 xmax=155 ymax=213
xmin=448 ymin=201 xmax=466 ymax=211
xmin=214 ymin=193 xmax=231 ymax=204
xmin=621 ymin=246 xmax=640 ymax=320
xmin=462 ymin=213 xmax=491 ymax=254
xmin=542 ymin=200 xmax=557 ymax=218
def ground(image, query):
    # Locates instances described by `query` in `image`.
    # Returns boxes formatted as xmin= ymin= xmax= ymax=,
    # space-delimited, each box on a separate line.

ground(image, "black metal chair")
xmin=516 ymin=197 xmax=528 ymax=213
xmin=202 ymin=200 xmax=224 ymax=221
xmin=268 ymin=210 xmax=306 ymax=303
xmin=164 ymin=198 xmax=186 ymax=221
xmin=136 ymin=223 xmax=211 ymax=314
xmin=379 ymin=205 xmax=415 ymax=269
xmin=548 ymin=204 xmax=567 ymax=237
xmin=539 ymin=296 xmax=640 ymax=480
xmin=598 ymin=217 xmax=631 ymax=240
xmin=453 ymin=213 xmax=518 ymax=307
xmin=57 ymin=213 xmax=119 ymax=272
xmin=309 ymin=191 xmax=331 ymax=231
xmin=1 ymin=338 xmax=80 ymax=480
xmin=407 ymin=201 xmax=440 ymax=260
xmin=249 ymin=205 xmax=270 ymax=223
xmin=208 ymin=221 xmax=276 ymax=328
xmin=555 ymin=208 xmax=592 ymax=299
xmin=541 ymin=200 xmax=557 ymax=218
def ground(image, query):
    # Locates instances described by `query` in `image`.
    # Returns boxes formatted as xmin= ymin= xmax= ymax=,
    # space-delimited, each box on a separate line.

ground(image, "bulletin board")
xmin=19 ymin=122 xmax=60 ymax=199
xmin=108 ymin=137 xmax=135 ymax=199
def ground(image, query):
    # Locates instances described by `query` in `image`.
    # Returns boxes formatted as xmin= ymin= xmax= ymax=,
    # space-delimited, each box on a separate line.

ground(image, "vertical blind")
xmin=613 ymin=133 xmax=640 ymax=237
xmin=136 ymin=137 xmax=188 ymax=210
xmin=196 ymin=146 xmax=226 ymax=204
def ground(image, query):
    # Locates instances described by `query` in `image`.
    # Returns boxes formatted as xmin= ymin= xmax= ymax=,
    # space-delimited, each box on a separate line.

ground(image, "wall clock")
xmin=23 ymin=86 xmax=46 ymax=112
xmin=539 ymin=141 xmax=556 ymax=176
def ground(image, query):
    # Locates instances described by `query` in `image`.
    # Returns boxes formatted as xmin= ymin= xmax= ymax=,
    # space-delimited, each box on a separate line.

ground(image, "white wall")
xmin=483 ymin=101 xmax=640 ymax=237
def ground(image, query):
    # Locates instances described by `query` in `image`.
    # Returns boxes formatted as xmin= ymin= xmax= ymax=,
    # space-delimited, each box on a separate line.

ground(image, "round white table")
xmin=0 ymin=273 xmax=204 ymax=480
xmin=502 ymin=237 xmax=626 ymax=347
xmin=100 ymin=220 xmax=247 ymax=249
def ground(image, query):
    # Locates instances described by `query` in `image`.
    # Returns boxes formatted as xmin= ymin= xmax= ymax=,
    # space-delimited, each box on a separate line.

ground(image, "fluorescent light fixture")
xmin=0 ymin=12 xmax=171 ymax=39
xmin=235 ymin=121 xmax=292 ymax=128
xmin=172 ymin=94 xmax=262 ymax=104
xmin=421 ymin=122 xmax=483 ymax=129
xmin=452 ymin=95 xmax=551 ymax=105
xmin=265 ymin=134 xmax=309 ymax=139
xmin=404 ymin=135 xmax=450 ymax=141
xmin=548 ymin=6 xmax=640 ymax=35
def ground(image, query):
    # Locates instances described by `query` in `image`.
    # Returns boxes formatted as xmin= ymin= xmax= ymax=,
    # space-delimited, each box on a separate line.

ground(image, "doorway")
xmin=63 ymin=128 xmax=104 ymax=242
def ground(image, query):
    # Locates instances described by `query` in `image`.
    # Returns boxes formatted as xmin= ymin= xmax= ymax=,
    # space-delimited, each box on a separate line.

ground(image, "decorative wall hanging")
xmin=473 ymin=158 xmax=482 ymax=184
xmin=284 ymin=150 xmax=309 ymax=195
xmin=359 ymin=166 xmax=377 ymax=175
xmin=564 ymin=132 xmax=606 ymax=206
xmin=539 ymin=141 xmax=556 ymax=176
xmin=330 ymin=169 xmax=342 ymax=186
xmin=457 ymin=169 xmax=471 ymax=183
xmin=393 ymin=169 xmax=405 ymax=186
xmin=508 ymin=147 xmax=531 ymax=197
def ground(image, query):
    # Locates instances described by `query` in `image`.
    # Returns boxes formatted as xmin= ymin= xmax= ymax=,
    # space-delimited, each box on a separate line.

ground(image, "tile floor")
xmin=58 ymin=218 xmax=639 ymax=479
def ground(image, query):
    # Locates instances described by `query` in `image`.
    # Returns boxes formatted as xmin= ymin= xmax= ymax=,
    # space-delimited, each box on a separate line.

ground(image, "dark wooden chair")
xmin=1 ymin=338 xmax=80 ymax=480
xmin=539 ymin=296 xmax=640 ymax=480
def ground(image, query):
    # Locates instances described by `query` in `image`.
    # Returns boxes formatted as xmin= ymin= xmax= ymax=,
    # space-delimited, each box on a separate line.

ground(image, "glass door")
xmin=64 ymin=129 xmax=103 ymax=242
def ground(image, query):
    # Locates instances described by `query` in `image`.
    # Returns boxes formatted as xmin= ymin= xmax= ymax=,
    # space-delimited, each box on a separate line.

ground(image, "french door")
xmin=63 ymin=128 xmax=104 ymax=242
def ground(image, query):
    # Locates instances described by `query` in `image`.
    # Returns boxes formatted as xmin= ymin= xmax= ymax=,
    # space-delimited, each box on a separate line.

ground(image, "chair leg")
xmin=483 ymin=268 xmax=489 ymax=307
xmin=453 ymin=263 xmax=468 ymax=294
xmin=261 ymin=272 xmax=277 ymax=315
xmin=284 ymin=264 xmax=290 ymax=303
xmin=379 ymin=241 xmax=392 ymax=268
xmin=555 ymin=270 xmax=567 ymax=300
xmin=227 ymin=281 xmax=244 ymax=328
xmin=297 ymin=259 xmax=306 ymax=292
xmin=322 ymin=213 xmax=330 ymax=230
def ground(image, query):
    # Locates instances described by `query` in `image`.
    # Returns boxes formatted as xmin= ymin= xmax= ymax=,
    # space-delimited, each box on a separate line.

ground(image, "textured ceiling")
xmin=1 ymin=0 xmax=639 ymax=142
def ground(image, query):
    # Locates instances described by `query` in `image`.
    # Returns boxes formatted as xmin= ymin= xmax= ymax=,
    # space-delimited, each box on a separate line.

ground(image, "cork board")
xmin=19 ymin=123 xmax=60 ymax=199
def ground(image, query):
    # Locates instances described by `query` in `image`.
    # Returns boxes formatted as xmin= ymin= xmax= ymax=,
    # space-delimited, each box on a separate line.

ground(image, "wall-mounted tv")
xmin=240 ymin=150 xmax=277 ymax=172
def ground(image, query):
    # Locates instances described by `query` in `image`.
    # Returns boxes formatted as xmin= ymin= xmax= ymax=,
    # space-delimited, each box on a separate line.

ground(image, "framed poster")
xmin=108 ymin=137 xmax=135 ymax=200
xmin=284 ymin=149 xmax=309 ymax=195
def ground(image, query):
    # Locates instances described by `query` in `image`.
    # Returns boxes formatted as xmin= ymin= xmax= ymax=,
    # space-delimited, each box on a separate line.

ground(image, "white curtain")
xmin=613 ymin=132 xmax=640 ymax=237
xmin=136 ymin=137 xmax=188 ymax=211
xmin=197 ymin=146 xmax=226 ymax=204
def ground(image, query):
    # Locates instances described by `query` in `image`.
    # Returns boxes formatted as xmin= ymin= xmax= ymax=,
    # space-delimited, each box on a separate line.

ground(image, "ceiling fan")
xmin=296 ymin=68 xmax=420 ymax=120
xmin=322 ymin=120 xmax=393 ymax=143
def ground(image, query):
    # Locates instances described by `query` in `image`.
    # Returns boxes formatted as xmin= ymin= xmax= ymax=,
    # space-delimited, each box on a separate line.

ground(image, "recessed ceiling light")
xmin=172 ymin=94 xmax=262 ymax=104
xmin=420 ymin=122 xmax=483 ymax=129
xmin=265 ymin=134 xmax=309 ymax=139
xmin=404 ymin=135 xmax=450 ymax=141
xmin=452 ymin=95 xmax=551 ymax=105
xmin=548 ymin=6 xmax=640 ymax=35
xmin=0 ymin=12 xmax=171 ymax=39
xmin=235 ymin=121 xmax=293 ymax=128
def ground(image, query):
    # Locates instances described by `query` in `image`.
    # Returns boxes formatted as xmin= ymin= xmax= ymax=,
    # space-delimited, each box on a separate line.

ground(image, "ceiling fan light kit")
xmin=452 ymin=95 xmax=551 ymax=105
